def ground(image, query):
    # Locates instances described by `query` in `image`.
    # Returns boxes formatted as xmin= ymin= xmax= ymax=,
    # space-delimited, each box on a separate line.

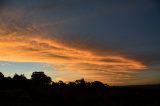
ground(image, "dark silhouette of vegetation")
xmin=31 ymin=71 xmax=52 ymax=85
xmin=0 ymin=71 xmax=159 ymax=106
xmin=0 ymin=72 xmax=4 ymax=79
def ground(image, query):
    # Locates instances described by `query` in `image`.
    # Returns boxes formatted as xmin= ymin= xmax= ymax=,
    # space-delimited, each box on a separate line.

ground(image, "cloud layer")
xmin=0 ymin=33 xmax=146 ymax=84
xmin=0 ymin=0 xmax=159 ymax=85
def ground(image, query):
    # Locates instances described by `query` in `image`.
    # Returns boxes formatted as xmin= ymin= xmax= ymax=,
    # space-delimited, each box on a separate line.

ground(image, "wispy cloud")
xmin=1 ymin=0 xmax=159 ymax=85
xmin=0 ymin=33 xmax=147 ymax=85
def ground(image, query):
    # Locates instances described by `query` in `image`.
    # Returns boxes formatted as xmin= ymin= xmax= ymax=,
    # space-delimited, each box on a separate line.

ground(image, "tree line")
xmin=0 ymin=71 xmax=108 ymax=90
xmin=0 ymin=72 xmax=159 ymax=106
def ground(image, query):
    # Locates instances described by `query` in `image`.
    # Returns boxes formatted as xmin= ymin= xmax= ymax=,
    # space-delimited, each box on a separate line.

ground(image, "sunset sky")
xmin=0 ymin=0 xmax=160 ymax=85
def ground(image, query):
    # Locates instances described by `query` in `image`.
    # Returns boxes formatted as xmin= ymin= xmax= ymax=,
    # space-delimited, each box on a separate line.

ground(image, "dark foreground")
xmin=0 ymin=85 xmax=160 ymax=106
xmin=0 ymin=72 xmax=160 ymax=106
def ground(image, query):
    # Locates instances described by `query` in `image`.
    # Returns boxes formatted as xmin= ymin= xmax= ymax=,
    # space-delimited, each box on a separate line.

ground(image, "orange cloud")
xmin=0 ymin=33 xmax=147 ymax=85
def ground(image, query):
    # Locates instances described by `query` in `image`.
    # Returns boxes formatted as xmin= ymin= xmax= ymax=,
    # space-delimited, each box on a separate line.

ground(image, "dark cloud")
xmin=0 ymin=0 xmax=5 ymax=7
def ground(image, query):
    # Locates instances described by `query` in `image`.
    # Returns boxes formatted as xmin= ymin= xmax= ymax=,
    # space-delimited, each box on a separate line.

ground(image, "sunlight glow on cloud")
xmin=0 ymin=33 xmax=147 ymax=84
xmin=0 ymin=0 xmax=159 ymax=85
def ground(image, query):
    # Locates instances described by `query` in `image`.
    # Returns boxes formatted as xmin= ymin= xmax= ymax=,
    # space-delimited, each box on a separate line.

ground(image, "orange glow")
xmin=0 ymin=34 xmax=147 ymax=84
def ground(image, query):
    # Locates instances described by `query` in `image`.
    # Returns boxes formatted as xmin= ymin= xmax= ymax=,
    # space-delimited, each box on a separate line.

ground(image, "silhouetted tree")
xmin=91 ymin=81 xmax=106 ymax=89
xmin=31 ymin=72 xmax=52 ymax=85
xmin=58 ymin=81 xmax=67 ymax=88
xmin=68 ymin=82 xmax=76 ymax=87
xmin=0 ymin=72 xmax=5 ymax=89
xmin=13 ymin=74 xmax=27 ymax=81
xmin=0 ymin=72 xmax=4 ymax=79
xmin=13 ymin=74 xmax=27 ymax=88
xmin=58 ymin=80 xmax=65 ymax=85
xmin=75 ymin=78 xmax=87 ymax=89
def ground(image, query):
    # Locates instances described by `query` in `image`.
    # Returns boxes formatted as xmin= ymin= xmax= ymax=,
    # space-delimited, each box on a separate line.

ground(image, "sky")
xmin=0 ymin=0 xmax=160 ymax=85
